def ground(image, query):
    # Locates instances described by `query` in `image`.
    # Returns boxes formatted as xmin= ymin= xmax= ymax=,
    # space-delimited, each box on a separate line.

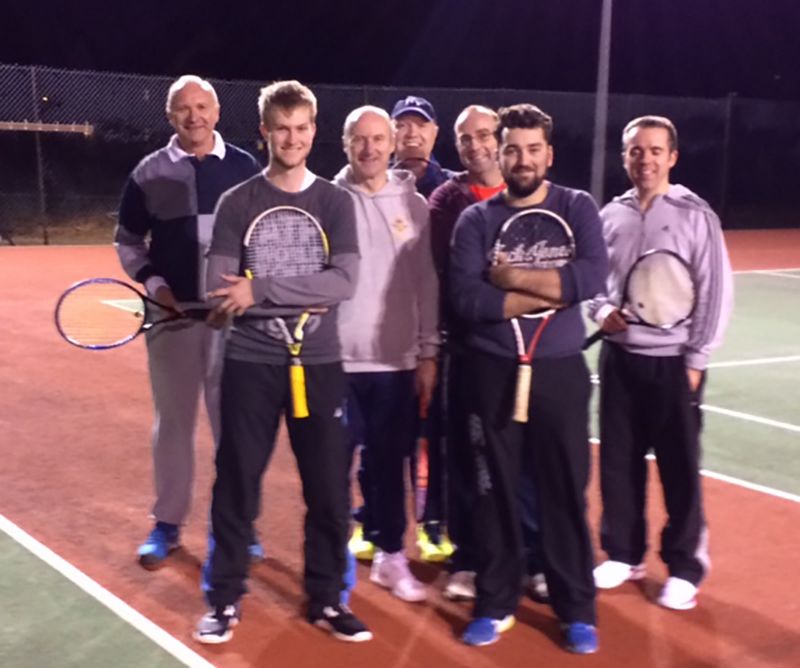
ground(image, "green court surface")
xmin=586 ymin=269 xmax=800 ymax=495
xmin=0 ymin=531 xmax=186 ymax=668
xmin=713 ymin=272 xmax=800 ymax=361
xmin=700 ymin=269 xmax=800 ymax=495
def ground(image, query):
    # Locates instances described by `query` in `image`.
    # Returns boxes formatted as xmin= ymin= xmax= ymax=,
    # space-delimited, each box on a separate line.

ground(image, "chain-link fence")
xmin=2 ymin=63 xmax=798 ymax=244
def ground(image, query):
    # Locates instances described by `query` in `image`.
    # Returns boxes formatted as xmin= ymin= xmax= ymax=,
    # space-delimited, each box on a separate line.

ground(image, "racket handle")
xmin=512 ymin=363 xmax=532 ymax=423
xmin=289 ymin=363 xmax=310 ymax=418
xmin=582 ymin=329 xmax=605 ymax=350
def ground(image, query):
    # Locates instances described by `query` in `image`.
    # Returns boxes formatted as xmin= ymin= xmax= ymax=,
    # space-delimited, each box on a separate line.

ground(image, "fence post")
xmin=29 ymin=65 xmax=49 ymax=244
xmin=719 ymin=92 xmax=736 ymax=223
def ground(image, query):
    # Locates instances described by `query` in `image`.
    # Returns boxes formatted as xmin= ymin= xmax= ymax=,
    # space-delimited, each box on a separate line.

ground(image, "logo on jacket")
xmin=392 ymin=217 xmax=411 ymax=237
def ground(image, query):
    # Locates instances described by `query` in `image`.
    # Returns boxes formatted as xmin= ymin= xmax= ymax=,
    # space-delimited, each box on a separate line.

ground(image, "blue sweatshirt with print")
xmin=449 ymin=183 xmax=608 ymax=359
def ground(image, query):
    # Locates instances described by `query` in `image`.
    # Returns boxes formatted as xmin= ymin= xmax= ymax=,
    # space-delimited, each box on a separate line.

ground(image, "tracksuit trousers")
xmin=598 ymin=342 xmax=709 ymax=586
xmin=206 ymin=359 xmax=351 ymax=608
xmin=145 ymin=320 xmax=225 ymax=525
xmin=466 ymin=351 xmax=596 ymax=624
xmin=345 ymin=370 xmax=417 ymax=554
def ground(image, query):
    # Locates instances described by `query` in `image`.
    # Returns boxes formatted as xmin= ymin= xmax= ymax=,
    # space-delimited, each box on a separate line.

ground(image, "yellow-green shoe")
xmin=348 ymin=524 xmax=375 ymax=561
xmin=416 ymin=524 xmax=455 ymax=563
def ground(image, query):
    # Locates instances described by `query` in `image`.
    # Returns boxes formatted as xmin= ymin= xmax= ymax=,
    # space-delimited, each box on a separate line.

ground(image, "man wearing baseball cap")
xmin=391 ymin=95 xmax=456 ymax=198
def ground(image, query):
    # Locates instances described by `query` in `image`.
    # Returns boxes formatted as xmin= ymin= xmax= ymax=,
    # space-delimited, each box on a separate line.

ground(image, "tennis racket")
xmin=54 ymin=277 xmax=305 ymax=350
xmin=242 ymin=205 xmax=329 ymax=419
xmin=414 ymin=401 xmax=430 ymax=522
xmin=493 ymin=209 xmax=576 ymax=423
xmin=393 ymin=156 xmax=447 ymax=197
xmin=583 ymin=249 xmax=696 ymax=349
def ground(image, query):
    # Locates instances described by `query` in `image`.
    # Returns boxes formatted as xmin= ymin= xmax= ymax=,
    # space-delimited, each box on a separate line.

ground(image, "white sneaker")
xmin=593 ymin=560 xmax=647 ymax=589
xmin=443 ymin=570 xmax=476 ymax=600
xmin=370 ymin=551 xmax=427 ymax=602
xmin=657 ymin=577 xmax=698 ymax=610
xmin=528 ymin=573 xmax=549 ymax=601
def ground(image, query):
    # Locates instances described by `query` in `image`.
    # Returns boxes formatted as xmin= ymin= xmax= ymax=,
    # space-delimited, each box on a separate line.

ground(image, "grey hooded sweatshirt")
xmin=333 ymin=166 xmax=440 ymax=372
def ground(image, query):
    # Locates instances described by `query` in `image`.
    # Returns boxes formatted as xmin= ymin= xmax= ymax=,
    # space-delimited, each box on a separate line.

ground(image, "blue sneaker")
xmin=137 ymin=521 xmax=179 ymax=570
xmin=462 ymin=615 xmax=515 ymax=646
xmin=248 ymin=540 xmax=265 ymax=563
xmin=562 ymin=622 xmax=598 ymax=654
xmin=340 ymin=550 xmax=357 ymax=605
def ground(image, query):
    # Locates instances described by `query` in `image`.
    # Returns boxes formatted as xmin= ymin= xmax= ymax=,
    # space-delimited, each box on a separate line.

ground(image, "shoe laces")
xmin=323 ymin=604 xmax=352 ymax=619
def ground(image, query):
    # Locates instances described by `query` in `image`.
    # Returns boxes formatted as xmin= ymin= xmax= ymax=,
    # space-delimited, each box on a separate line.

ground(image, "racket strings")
xmin=625 ymin=253 xmax=695 ymax=327
xmin=245 ymin=211 xmax=327 ymax=278
xmin=495 ymin=212 xmax=575 ymax=269
xmin=56 ymin=282 xmax=145 ymax=347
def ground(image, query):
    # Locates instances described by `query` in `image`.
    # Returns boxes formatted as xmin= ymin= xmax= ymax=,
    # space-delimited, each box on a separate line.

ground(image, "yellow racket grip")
xmin=512 ymin=363 xmax=532 ymax=423
xmin=290 ymin=362 xmax=310 ymax=418
xmin=244 ymin=269 xmax=253 ymax=279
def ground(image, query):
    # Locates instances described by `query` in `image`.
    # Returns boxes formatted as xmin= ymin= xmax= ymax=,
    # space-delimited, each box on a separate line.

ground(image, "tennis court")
xmin=1 ymin=230 xmax=798 ymax=667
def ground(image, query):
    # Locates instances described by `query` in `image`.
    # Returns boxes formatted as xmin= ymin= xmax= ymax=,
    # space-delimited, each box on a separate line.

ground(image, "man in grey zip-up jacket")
xmin=334 ymin=105 xmax=440 ymax=604
xmin=587 ymin=116 xmax=733 ymax=612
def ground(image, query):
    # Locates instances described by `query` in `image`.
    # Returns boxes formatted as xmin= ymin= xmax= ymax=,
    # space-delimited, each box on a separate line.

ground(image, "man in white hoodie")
xmin=334 ymin=106 xmax=440 ymax=603
xmin=588 ymin=116 xmax=733 ymax=611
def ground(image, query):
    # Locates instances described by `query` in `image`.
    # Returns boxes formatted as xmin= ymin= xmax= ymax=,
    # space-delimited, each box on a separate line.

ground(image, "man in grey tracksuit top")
xmin=587 ymin=116 xmax=734 ymax=611
xmin=334 ymin=106 xmax=440 ymax=604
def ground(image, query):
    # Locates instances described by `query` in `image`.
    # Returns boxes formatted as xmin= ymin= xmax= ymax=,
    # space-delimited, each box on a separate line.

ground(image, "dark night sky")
xmin=3 ymin=0 xmax=800 ymax=101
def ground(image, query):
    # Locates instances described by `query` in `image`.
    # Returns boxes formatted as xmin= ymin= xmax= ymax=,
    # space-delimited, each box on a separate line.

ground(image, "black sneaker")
xmin=308 ymin=603 xmax=372 ymax=642
xmin=193 ymin=603 xmax=241 ymax=644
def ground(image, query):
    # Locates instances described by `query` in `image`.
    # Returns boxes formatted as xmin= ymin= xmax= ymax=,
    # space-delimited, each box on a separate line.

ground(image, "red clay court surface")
xmin=1 ymin=229 xmax=799 ymax=667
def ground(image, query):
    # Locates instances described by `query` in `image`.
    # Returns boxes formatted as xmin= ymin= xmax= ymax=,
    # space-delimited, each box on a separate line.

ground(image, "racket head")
xmin=243 ymin=206 xmax=329 ymax=279
xmin=394 ymin=156 xmax=433 ymax=176
xmin=55 ymin=278 xmax=148 ymax=349
xmin=493 ymin=208 xmax=576 ymax=318
xmin=623 ymin=249 xmax=696 ymax=328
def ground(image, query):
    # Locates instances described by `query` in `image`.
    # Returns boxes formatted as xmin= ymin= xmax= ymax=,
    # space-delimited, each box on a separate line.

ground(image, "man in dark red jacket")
xmin=426 ymin=106 xmax=508 ymax=595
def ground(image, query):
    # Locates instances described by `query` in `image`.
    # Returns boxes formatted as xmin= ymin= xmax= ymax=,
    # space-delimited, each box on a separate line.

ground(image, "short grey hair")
xmin=342 ymin=105 xmax=394 ymax=141
xmin=166 ymin=75 xmax=219 ymax=113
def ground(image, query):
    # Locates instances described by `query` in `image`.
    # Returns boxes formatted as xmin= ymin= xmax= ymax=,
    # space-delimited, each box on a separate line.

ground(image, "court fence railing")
xmin=2 ymin=63 xmax=798 ymax=244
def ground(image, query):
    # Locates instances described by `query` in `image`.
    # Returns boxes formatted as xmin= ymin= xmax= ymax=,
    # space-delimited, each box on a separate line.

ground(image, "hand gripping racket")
xmin=242 ymin=205 xmax=329 ymax=419
xmin=583 ymin=249 xmax=696 ymax=349
xmin=492 ymin=209 xmax=576 ymax=423
xmin=54 ymin=278 xmax=305 ymax=350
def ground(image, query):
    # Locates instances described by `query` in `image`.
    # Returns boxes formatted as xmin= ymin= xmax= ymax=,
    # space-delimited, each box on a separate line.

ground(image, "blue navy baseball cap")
xmin=391 ymin=95 xmax=437 ymax=123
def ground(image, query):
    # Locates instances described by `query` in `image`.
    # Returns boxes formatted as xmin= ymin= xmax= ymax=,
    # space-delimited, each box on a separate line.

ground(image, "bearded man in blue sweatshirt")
xmin=450 ymin=104 xmax=607 ymax=653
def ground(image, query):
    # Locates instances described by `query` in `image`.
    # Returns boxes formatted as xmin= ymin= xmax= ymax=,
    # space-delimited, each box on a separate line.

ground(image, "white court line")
xmin=734 ymin=266 xmax=800 ymax=275
xmin=0 ymin=514 xmax=215 ymax=668
xmin=753 ymin=271 xmax=800 ymax=280
xmin=700 ymin=403 xmax=800 ymax=434
xmin=708 ymin=355 xmax=800 ymax=369
xmin=699 ymin=469 xmax=800 ymax=504
xmin=588 ymin=443 xmax=800 ymax=504
xmin=102 ymin=298 xmax=143 ymax=314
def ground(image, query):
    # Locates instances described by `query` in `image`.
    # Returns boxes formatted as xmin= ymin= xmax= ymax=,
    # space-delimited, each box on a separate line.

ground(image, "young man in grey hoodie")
xmin=334 ymin=105 xmax=440 ymax=603
xmin=587 ymin=116 xmax=733 ymax=611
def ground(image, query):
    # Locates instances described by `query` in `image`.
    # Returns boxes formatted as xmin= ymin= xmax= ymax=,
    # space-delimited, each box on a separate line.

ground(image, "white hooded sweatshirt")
xmin=333 ymin=166 xmax=440 ymax=372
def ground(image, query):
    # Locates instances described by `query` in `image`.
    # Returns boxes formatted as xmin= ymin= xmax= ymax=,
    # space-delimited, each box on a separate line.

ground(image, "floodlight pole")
xmin=590 ymin=0 xmax=613 ymax=205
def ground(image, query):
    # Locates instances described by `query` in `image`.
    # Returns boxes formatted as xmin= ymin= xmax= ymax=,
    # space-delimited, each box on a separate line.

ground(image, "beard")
xmin=505 ymin=168 xmax=545 ymax=198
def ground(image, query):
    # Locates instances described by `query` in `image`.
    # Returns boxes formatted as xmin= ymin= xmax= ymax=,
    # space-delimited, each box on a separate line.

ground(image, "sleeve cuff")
xmin=685 ymin=350 xmax=709 ymax=371
xmin=595 ymin=303 xmax=616 ymax=325
xmin=144 ymin=276 xmax=168 ymax=297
